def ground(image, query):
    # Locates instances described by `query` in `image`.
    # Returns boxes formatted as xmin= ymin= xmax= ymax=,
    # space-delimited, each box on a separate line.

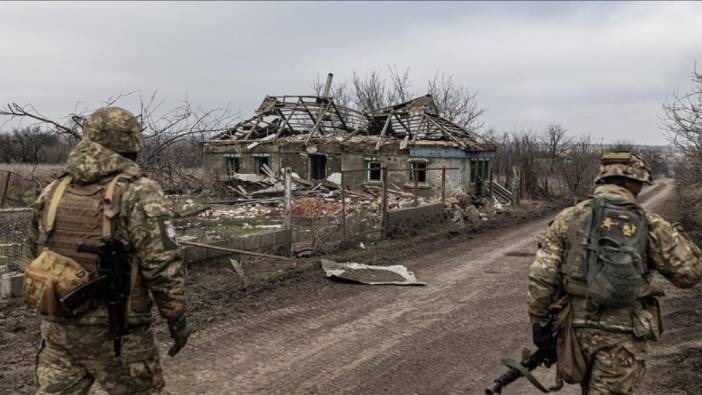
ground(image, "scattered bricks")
xmin=1 ymin=271 xmax=24 ymax=298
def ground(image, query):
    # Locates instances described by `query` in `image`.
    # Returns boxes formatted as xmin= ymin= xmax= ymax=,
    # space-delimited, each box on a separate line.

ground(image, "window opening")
xmin=309 ymin=154 xmax=327 ymax=180
xmin=471 ymin=159 xmax=490 ymax=183
xmin=365 ymin=160 xmax=382 ymax=182
xmin=409 ymin=161 xmax=427 ymax=183
xmin=225 ymin=155 xmax=241 ymax=175
xmin=253 ymin=156 xmax=270 ymax=176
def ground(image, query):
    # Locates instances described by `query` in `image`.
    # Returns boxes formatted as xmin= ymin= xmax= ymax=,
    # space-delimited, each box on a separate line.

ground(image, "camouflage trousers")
xmin=36 ymin=320 xmax=166 ymax=395
xmin=576 ymin=328 xmax=648 ymax=395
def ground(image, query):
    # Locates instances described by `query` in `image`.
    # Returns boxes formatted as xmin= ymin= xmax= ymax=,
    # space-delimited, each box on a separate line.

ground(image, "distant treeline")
xmin=0 ymin=126 xmax=75 ymax=164
xmin=486 ymin=125 xmax=673 ymax=201
xmin=0 ymin=126 xmax=204 ymax=170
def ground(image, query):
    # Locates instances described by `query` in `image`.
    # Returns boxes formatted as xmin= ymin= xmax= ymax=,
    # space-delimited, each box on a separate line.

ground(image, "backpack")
xmin=581 ymin=196 xmax=648 ymax=308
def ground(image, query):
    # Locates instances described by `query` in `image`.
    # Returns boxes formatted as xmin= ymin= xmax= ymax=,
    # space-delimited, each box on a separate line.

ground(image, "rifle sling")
xmin=501 ymin=358 xmax=551 ymax=393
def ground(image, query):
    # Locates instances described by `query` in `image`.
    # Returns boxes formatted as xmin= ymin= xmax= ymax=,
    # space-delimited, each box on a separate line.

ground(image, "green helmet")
xmin=595 ymin=151 xmax=652 ymax=185
xmin=82 ymin=107 xmax=143 ymax=154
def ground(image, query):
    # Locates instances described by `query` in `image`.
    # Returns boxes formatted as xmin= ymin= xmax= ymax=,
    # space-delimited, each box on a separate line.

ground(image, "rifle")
xmin=485 ymin=347 xmax=557 ymax=394
xmin=485 ymin=316 xmax=560 ymax=395
xmin=61 ymin=238 xmax=132 ymax=356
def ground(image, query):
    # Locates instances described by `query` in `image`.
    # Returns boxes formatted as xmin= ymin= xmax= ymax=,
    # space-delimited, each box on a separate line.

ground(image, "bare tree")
xmin=427 ymin=72 xmax=485 ymax=131
xmin=662 ymin=64 xmax=702 ymax=183
xmin=310 ymin=68 xmax=484 ymax=131
xmin=542 ymin=124 xmax=569 ymax=194
xmin=561 ymin=134 xmax=599 ymax=200
xmin=351 ymin=70 xmax=390 ymax=112
xmin=1 ymin=103 xmax=82 ymax=140
xmin=1 ymin=92 xmax=238 ymax=192
xmin=387 ymin=66 xmax=411 ymax=104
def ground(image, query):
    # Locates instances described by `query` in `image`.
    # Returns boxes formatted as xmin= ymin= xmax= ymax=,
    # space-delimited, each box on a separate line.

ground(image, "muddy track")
xmin=158 ymin=180 xmax=687 ymax=394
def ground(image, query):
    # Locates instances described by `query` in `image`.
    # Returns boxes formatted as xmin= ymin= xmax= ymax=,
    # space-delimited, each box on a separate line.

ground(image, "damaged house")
xmin=203 ymin=77 xmax=496 ymax=200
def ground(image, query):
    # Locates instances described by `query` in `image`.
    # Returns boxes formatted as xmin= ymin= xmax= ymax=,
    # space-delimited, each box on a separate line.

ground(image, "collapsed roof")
xmin=365 ymin=95 xmax=485 ymax=150
xmin=212 ymin=94 xmax=490 ymax=151
xmin=213 ymin=95 xmax=367 ymax=143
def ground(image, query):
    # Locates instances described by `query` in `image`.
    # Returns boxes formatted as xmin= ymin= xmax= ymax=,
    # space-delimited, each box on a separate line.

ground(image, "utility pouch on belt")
xmin=550 ymin=296 xmax=587 ymax=384
xmin=23 ymin=173 xmax=133 ymax=318
xmin=633 ymin=296 xmax=663 ymax=341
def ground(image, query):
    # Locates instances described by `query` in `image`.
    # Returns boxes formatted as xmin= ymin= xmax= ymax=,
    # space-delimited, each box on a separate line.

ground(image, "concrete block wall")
xmin=386 ymin=203 xmax=446 ymax=234
xmin=184 ymin=229 xmax=292 ymax=264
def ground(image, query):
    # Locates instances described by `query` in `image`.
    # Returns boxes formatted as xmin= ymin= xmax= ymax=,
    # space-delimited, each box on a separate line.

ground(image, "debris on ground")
xmin=320 ymin=259 xmax=426 ymax=286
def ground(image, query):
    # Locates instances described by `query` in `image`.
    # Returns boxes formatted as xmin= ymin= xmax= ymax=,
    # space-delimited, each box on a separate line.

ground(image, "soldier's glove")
xmin=532 ymin=320 xmax=557 ymax=365
xmin=167 ymin=314 xmax=191 ymax=357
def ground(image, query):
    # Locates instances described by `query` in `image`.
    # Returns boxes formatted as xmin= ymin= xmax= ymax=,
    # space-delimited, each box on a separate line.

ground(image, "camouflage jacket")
xmin=29 ymin=141 xmax=186 ymax=325
xmin=528 ymin=184 xmax=702 ymax=334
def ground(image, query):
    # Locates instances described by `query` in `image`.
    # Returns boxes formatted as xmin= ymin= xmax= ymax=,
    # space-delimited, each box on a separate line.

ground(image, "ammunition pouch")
xmin=23 ymin=249 xmax=91 ymax=317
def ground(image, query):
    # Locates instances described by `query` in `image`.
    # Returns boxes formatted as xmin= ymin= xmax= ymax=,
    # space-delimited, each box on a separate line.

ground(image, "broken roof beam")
xmin=305 ymin=100 xmax=332 ymax=144
xmin=425 ymin=115 xmax=467 ymax=148
xmin=331 ymin=101 xmax=349 ymax=131
xmin=412 ymin=114 xmax=426 ymax=142
xmin=392 ymin=113 xmax=413 ymax=137
xmin=241 ymin=116 xmax=263 ymax=140
xmin=273 ymin=106 xmax=298 ymax=140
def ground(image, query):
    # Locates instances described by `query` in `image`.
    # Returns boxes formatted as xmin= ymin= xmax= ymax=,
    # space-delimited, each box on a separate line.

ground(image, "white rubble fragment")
xmin=326 ymin=172 xmax=342 ymax=185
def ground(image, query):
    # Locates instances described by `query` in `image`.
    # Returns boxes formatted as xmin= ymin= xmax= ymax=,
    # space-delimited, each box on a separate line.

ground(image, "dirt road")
xmin=159 ymin=180 xmax=690 ymax=395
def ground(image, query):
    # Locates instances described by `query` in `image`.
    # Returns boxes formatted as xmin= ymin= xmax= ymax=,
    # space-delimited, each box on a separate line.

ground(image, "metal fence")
xmin=0 ymin=207 xmax=32 ymax=271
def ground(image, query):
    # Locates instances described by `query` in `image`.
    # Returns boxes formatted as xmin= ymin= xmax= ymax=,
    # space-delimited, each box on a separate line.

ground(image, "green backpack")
xmin=581 ymin=196 xmax=649 ymax=308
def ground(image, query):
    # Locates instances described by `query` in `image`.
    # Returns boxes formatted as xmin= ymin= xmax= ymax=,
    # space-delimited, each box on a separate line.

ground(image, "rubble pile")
xmin=293 ymin=197 xmax=342 ymax=218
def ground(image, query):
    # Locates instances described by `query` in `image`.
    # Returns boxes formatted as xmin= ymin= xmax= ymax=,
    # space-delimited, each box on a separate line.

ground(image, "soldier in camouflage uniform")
xmin=528 ymin=151 xmax=702 ymax=394
xmin=28 ymin=107 xmax=190 ymax=394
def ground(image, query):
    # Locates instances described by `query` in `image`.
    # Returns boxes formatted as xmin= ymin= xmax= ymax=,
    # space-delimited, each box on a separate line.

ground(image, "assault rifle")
xmin=485 ymin=347 xmax=557 ymax=394
xmin=485 ymin=315 xmax=559 ymax=394
xmin=61 ymin=238 xmax=132 ymax=356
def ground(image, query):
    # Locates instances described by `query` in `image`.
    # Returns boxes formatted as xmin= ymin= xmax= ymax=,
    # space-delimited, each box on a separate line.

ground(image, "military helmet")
xmin=595 ymin=151 xmax=652 ymax=185
xmin=82 ymin=107 xmax=143 ymax=154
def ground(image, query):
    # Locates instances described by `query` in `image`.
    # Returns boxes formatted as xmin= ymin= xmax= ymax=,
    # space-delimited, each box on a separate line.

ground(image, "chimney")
xmin=323 ymin=73 xmax=334 ymax=97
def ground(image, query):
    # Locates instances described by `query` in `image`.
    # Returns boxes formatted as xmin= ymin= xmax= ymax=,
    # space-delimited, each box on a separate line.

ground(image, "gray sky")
xmin=2 ymin=1 xmax=701 ymax=145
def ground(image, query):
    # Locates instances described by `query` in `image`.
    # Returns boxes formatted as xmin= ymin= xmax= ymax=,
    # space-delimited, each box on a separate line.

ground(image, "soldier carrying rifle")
xmin=489 ymin=151 xmax=702 ymax=394
xmin=23 ymin=107 xmax=190 ymax=395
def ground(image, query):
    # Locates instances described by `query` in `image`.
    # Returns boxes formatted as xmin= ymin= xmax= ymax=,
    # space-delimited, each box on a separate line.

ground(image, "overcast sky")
xmin=2 ymin=1 xmax=701 ymax=145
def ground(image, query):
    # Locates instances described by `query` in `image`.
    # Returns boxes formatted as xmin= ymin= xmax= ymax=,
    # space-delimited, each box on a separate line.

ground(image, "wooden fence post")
xmin=441 ymin=166 xmax=446 ymax=205
xmin=381 ymin=166 xmax=389 ymax=239
xmin=284 ymin=168 xmax=292 ymax=230
xmin=0 ymin=172 xmax=11 ymax=208
xmin=340 ymin=171 xmax=347 ymax=240
xmin=413 ymin=168 xmax=419 ymax=207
